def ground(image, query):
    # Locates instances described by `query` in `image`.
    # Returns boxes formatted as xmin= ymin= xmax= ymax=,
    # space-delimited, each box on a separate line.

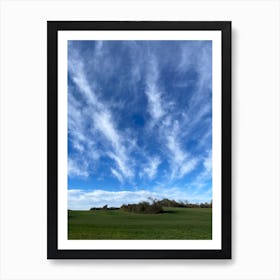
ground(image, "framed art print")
xmin=47 ymin=21 xmax=231 ymax=259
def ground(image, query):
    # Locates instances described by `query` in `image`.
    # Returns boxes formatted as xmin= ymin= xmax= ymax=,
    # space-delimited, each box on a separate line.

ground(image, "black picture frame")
xmin=47 ymin=21 xmax=231 ymax=259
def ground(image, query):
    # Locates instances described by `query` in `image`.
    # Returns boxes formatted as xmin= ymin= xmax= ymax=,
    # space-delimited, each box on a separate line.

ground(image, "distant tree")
xmin=120 ymin=198 xmax=212 ymax=213
xmin=121 ymin=199 xmax=163 ymax=214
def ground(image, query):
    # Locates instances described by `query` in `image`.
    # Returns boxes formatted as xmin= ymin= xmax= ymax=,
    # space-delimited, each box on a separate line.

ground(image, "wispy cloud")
xmin=68 ymin=158 xmax=89 ymax=178
xmin=145 ymin=55 xmax=165 ymax=123
xmin=164 ymin=125 xmax=198 ymax=180
xmin=68 ymin=49 xmax=134 ymax=182
xmin=110 ymin=168 xmax=124 ymax=184
xmin=107 ymin=151 xmax=133 ymax=180
xmin=189 ymin=151 xmax=212 ymax=189
xmin=203 ymin=150 xmax=212 ymax=173
xmin=179 ymin=159 xmax=199 ymax=178
xmin=142 ymin=50 xmax=205 ymax=181
xmin=196 ymin=45 xmax=212 ymax=93
xmin=141 ymin=156 xmax=161 ymax=179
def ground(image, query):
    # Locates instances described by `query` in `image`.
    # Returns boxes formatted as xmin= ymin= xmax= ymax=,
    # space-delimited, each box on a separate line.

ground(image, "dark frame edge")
xmin=47 ymin=21 xmax=59 ymax=259
xmin=221 ymin=21 xmax=232 ymax=259
xmin=49 ymin=249 xmax=230 ymax=260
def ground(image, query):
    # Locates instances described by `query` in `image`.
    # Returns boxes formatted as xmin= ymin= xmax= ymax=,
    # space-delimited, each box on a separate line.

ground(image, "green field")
xmin=68 ymin=208 xmax=212 ymax=240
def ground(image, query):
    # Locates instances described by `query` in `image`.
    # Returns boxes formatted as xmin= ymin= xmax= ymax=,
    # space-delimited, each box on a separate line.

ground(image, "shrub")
xmin=121 ymin=199 xmax=163 ymax=214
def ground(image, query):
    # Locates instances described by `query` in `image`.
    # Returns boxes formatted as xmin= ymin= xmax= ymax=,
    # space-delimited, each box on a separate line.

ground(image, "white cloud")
xmin=68 ymin=188 xmax=212 ymax=210
xmin=107 ymin=151 xmax=133 ymax=179
xmin=68 ymin=89 xmax=102 ymax=176
xmin=177 ymin=42 xmax=212 ymax=94
xmin=162 ymin=121 xmax=196 ymax=179
xmin=145 ymin=83 xmax=164 ymax=120
xmin=174 ymin=43 xmax=212 ymax=145
xmin=189 ymin=151 xmax=212 ymax=189
xmin=95 ymin=41 xmax=104 ymax=56
xmin=68 ymin=53 xmax=135 ymax=182
xmin=145 ymin=55 xmax=165 ymax=122
xmin=68 ymin=158 xmax=89 ymax=178
xmin=110 ymin=168 xmax=124 ymax=184
xmin=94 ymin=110 xmax=121 ymax=146
xmin=196 ymin=46 xmax=212 ymax=93
xmin=166 ymin=133 xmax=186 ymax=165
xmin=68 ymin=94 xmax=87 ymax=148
xmin=203 ymin=150 xmax=212 ymax=173
xmin=142 ymin=156 xmax=161 ymax=179
xmin=144 ymin=44 xmax=213 ymax=182
xmin=177 ymin=44 xmax=193 ymax=74
xmin=179 ymin=158 xmax=198 ymax=178
xmin=94 ymin=110 xmax=133 ymax=180
xmin=69 ymin=58 xmax=98 ymax=106
xmin=142 ymin=51 xmax=200 ymax=181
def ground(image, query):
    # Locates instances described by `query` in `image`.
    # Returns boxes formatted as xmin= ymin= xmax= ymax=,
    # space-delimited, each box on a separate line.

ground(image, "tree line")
xmin=89 ymin=198 xmax=212 ymax=214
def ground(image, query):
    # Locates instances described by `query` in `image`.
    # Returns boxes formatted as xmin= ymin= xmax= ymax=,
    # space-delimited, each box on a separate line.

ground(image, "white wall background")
xmin=0 ymin=0 xmax=279 ymax=279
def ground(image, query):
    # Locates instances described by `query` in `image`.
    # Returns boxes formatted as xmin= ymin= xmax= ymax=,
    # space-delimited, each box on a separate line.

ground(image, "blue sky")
xmin=68 ymin=40 xmax=212 ymax=209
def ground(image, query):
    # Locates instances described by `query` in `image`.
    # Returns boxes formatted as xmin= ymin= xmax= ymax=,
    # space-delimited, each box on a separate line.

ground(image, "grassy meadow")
xmin=68 ymin=208 xmax=212 ymax=240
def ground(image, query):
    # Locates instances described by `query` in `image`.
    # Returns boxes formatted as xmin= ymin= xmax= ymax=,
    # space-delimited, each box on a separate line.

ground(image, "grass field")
xmin=68 ymin=208 xmax=212 ymax=240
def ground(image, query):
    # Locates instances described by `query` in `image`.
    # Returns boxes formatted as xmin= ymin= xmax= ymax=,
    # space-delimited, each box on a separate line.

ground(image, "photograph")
xmin=67 ymin=40 xmax=213 ymax=240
